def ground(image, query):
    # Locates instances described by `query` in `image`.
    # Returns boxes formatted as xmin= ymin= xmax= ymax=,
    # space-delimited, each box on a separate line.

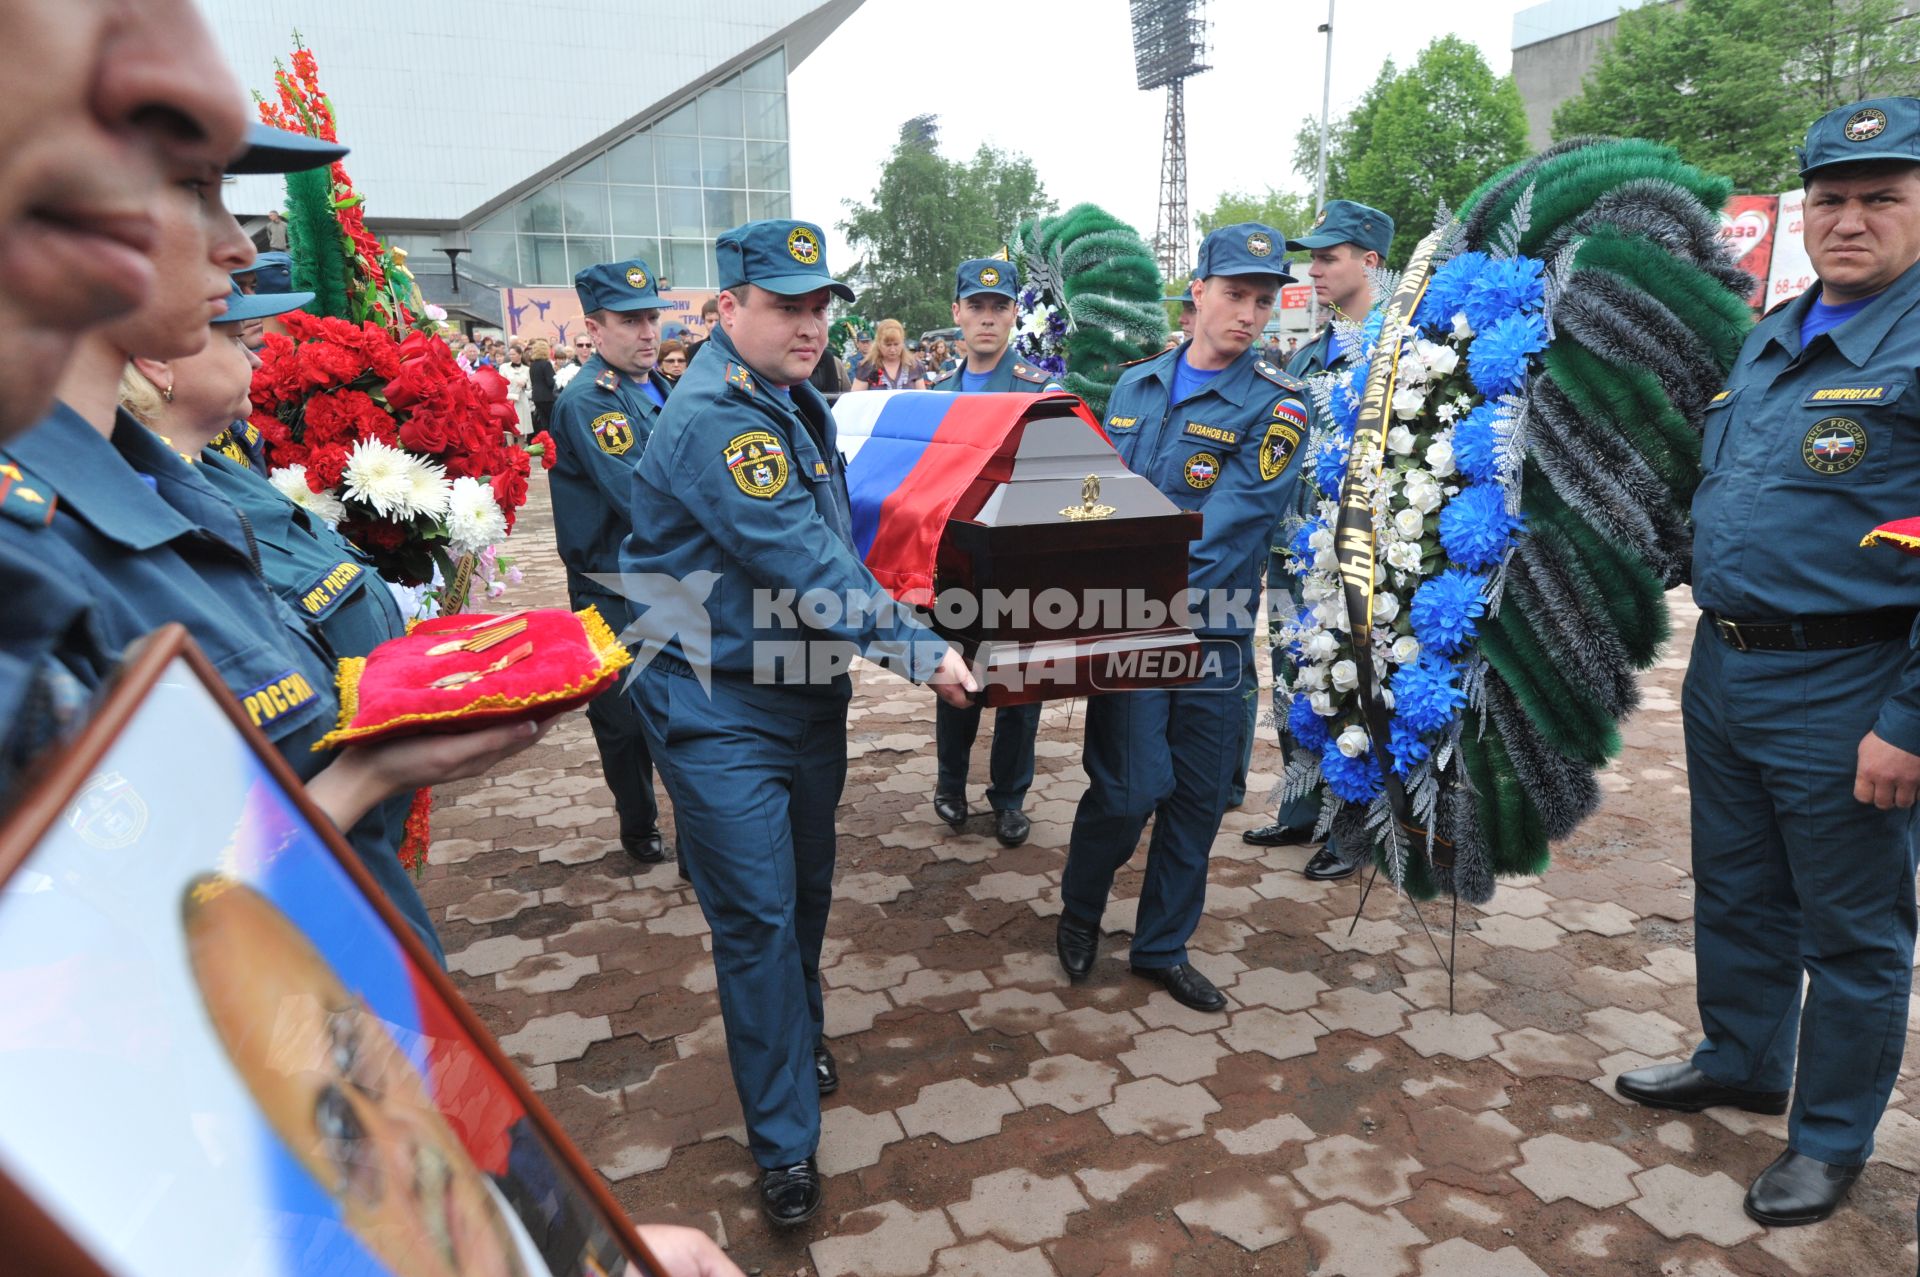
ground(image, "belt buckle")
xmin=1715 ymin=617 xmax=1748 ymax=652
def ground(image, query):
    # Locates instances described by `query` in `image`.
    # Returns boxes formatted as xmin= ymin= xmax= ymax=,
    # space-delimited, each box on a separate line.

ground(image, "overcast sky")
xmin=788 ymin=0 xmax=1531 ymax=258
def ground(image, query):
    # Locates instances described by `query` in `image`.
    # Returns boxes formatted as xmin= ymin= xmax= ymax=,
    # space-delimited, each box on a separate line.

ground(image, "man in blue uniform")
xmin=926 ymin=257 xmax=1059 ymax=846
xmin=1615 ymin=97 xmax=1920 ymax=1228
xmin=1056 ymin=222 xmax=1307 ymax=1013
xmin=617 ymin=219 xmax=974 ymax=1225
xmin=1242 ymin=200 xmax=1394 ymax=880
xmin=550 ymin=258 xmax=677 ymax=865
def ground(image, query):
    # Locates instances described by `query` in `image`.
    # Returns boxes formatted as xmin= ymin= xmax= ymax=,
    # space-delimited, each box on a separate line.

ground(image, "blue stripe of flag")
xmin=845 ymin=393 xmax=956 ymax=558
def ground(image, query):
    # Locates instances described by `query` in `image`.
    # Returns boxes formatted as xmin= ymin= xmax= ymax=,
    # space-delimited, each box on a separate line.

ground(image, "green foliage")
xmin=838 ymin=119 xmax=1054 ymax=336
xmin=1291 ymin=38 xmax=1527 ymax=262
xmin=1011 ymin=203 xmax=1163 ymax=417
xmin=1553 ymin=0 xmax=1920 ymax=191
xmin=284 ymin=166 xmax=349 ymax=318
xmin=1195 ymin=187 xmax=1313 ymax=240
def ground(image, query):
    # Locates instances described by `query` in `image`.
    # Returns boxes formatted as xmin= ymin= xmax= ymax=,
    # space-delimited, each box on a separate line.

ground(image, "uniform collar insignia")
xmin=725 ymin=362 xmax=757 ymax=396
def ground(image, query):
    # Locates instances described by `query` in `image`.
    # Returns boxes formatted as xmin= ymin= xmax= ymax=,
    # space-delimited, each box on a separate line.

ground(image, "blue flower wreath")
xmin=1322 ymin=745 xmax=1385 ymax=803
xmin=1438 ymin=483 xmax=1523 ymax=570
xmin=1463 ymin=256 xmax=1546 ymax=334
xmin=1388 ymin=719 xmax=1432 ymax=777
xmin=1415 ymin=251 xmax=1489 ymax=334
xmin=1450 ymin=402 xmax=1504 ymax=483
xmin=1389 ymin=652 xmax=1468 ymax=733
xmin=1289 ymin=692 xmax=1332 ymax=753
xmin=1468 ymin=310 xmax=1548 ymax=399
xmin=1410 ymin=568 xmax=1488 ymax=655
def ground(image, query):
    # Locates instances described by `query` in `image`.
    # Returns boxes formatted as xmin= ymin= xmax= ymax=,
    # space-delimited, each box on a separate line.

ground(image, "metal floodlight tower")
xmin=1130 ymin=0 xmax=1210 ymax=285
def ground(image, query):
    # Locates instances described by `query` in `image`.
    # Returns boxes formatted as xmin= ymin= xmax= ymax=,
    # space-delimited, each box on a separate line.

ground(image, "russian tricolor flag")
xmin=835 ymin=390 xmax=1103 ymax=604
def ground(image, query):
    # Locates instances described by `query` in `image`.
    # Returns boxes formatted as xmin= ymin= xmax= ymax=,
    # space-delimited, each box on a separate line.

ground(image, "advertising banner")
xmin=1718 ymin=193 xmax=1778 ymax=311
xmin=1766 ymin=188 xmax=1816 ymax=310
xmin=500 ymin=286 xmax=717 ymax=347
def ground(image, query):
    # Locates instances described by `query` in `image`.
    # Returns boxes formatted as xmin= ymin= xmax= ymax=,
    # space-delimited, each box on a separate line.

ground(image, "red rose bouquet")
xmin=250 ymin=313 xmax=554 ymax=597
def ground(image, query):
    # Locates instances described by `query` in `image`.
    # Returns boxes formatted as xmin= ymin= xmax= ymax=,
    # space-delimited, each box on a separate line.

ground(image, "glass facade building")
xmin=462 ymin=49 xmax=789 ymax=290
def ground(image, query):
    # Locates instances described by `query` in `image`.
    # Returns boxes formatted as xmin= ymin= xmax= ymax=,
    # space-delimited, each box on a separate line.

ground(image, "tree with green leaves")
xmin=1195 ymin=187 xmax=1314 ymax=240
xmin=1553 ymin=0 xmax=1920 ymax=192
xmin=838 ymin=117 xmax=1054 ymax=335
xmin=1290 ymin=38 xmax=1527 ymax=263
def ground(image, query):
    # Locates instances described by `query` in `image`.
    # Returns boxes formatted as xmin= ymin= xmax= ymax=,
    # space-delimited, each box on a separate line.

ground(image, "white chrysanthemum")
xmin=341 ymin=438 xmax=415 ymax=518
xmin=400 ymin=454 xmax=452 ymax=520
xmin=1335 ymin=724 xmax=1370 ymax=758
xmin=445 ymin=475 xmax=507 ymax=554
xmin=268 ymin=464 xmax=347 ymax=526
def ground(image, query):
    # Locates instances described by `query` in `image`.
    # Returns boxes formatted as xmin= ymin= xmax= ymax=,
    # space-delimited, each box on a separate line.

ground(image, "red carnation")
xmin=491 ymin=468 xmax=528 ymax=515
xmin=305 ymin=443 xmax=350 ymax=490
xmin=530 ymin=431 xmax=558 ymax=469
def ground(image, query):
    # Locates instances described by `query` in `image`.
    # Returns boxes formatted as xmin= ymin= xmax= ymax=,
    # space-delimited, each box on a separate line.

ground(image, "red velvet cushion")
xmin=1862 ymin=517 xmax=1920 ymax=558
xmin=316 ymin=606 xmax=631 ymax=749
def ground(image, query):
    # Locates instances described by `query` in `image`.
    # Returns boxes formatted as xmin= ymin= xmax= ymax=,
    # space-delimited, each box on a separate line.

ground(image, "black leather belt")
xmin=1705 ymin=607 xmax=1916 ymax=652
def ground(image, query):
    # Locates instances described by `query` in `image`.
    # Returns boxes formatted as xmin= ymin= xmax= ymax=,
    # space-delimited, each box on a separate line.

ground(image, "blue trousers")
xmin=631 ymin=663 xmax=843 ymax=1168
xmin=1062 ymin=637 xmax=1249 ymax=966
xmin=575 ymin=590 xmax=659 ymax=840
xmin=935 ymin=699 xmax=1041 ymax=811
xmin=1683 ymin=626 xmax=1920 ymax=1165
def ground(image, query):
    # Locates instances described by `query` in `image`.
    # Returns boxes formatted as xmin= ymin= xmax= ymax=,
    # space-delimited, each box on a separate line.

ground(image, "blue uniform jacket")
xmin=926 ymin=347 xmax=1058 ymax=394
xmin=198 ymin=449 xmax=407 ymax=663
xmin=617 ymin=327 xmax=947 ymax=713
xmin=1286 ymin=327 xmax=1338 ymax=380
xmin=1693 ymin=257 xmax=1920 ymax=752
xmin=207 ymin=417 xmax=271 ymax=477
xmin=1102 ymin=343 xmax=1310 ymax=638
xmin=549 ymin=353 xmax=673 ymax=620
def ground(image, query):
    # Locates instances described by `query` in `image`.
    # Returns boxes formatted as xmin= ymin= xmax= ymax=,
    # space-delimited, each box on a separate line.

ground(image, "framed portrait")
xmin=0 ymin=626 xmax=661 ymax=1277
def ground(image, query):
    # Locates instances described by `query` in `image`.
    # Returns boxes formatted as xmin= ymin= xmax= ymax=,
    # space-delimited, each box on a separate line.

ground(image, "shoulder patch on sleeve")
xmin=591 ymin=411 xmax=636 ymax=456
xmin=0 ymin=457 xmax=56 ymax=527
xmin=1253 ymin=360 xmax=1303 ymax=390
xmin=1270 ymin=396 xmax=1309 ymax=430
xmin=725 ymin=362 xmax=757 ymax=398
xmin=595 ymin=369 xmax=620 ymax=392
xmin=723 ymin=429 xmax=787 ymax=498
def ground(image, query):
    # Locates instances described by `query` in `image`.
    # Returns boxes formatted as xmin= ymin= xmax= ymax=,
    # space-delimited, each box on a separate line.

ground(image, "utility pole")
xmin=1309 ymin=0 xmax=1335 ymax=335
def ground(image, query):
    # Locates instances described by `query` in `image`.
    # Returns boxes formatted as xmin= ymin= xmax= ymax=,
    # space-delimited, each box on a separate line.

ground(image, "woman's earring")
xmin=161 ymin=384 xmax=174 ymax=403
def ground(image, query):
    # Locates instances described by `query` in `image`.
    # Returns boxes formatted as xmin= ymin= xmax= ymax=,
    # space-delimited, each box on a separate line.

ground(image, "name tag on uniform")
xmin=1804 ymin=383 xmax=1902 ymax=406
xmin=241 ymin=668 xmax=319 ymax=728
xmin=1182 ymin=421 xmax=1240 ymax=445
xmin=1106 ymin=415 xmax=1138 ymax=431
xmin=299 ymin=560 xmax=363 ymax=619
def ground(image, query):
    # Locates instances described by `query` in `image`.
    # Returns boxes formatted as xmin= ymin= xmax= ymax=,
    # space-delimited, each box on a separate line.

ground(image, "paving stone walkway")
xmin=428 ymin=475 xmax=1920 ymax=1275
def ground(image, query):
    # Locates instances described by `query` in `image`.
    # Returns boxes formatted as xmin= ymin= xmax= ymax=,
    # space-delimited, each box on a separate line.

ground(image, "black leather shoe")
xmin=1056 ymin=913 xmax=1099 ymax=982
xmin=933 ymin=790 xmax=968 ymax=830
xmin=1241 ymin=820 xmax=1313 ymax=847
xmin=1615 ymin=1062 xmax=1789 ymax=1115
xmin=622 ymin=829 xmax=667 ymax=864
xmin=814 ymin=1038 xmax=838 ymax=1094
xmin=994 ymin=808 xmax=1031 ymax=847
xmin=759 ymin=1156 xmax=823 ymax=1226
xmin=1303 ymin=846 xmax=1359 ymax=881
xmin=1744 ymin=1150 xmax=1863 ymax=1226
xmin=1131 ymin=961 xmax=1227 ymax=1013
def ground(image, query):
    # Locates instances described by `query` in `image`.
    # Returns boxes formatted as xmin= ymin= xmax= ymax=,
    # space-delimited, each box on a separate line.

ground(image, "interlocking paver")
xmin=423 ymin=481 xmax=1920 ymax=1277
xmin=1627 ymin=1164 xmax=1764 ymax=1247
xmin=897 ymin=1078 xmax=1021 ymax=1143
xmin=1511 ymin=1133 xmax=1642 ymax=1208
xmin=1302 ymin=1203 xmax=1428 ymax=1276
xmin=810 ymin=1201 xmax=957 ymax=1277
xmin=948 ymin=1168 xmax=1090 ymax=1246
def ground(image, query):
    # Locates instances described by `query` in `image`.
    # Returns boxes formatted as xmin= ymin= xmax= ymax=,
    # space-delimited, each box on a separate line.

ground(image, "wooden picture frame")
xmin=0 ymin=625 xmax=662 ymax=1277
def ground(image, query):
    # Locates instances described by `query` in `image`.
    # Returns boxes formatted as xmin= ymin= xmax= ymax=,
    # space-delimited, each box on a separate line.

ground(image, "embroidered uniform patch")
xmin=1246 ymin=231 xmax=1273 ymax=257
xmin=1106 ymin=415 xmax=1138 ymax=430
xmin=1805 ymin=385 xmax=1893 ymax=405
xmin=240 ymin=668 xmax=318 ymax=728
xmin=1846 ymin=107 xmax=1888 ymax=141
xmin=1183 ymin=421 xmax=1239 ymax=445
xmin=1272 ymin=397 xmax=1309 ymax=430
xmin=1803 ymin=417 xmax=1867 ymax=474
xmin=625 ymin=265 xmax=649 ymax=289
xmin=725 ymin=362 xmax=756 ymax=396
xmin=591 ymin=411 xmax=635 ymax=456
xmin=299 ymin=561 xmax=363 ymax=618
xmin=979 ymin=266 xmax=1000 ymax=287
xmin=595 ymin=369 xmax=619 ymax=392
xmin=787 ymin=226 xmax=820 ymax=264
xmin=1184 ymin=451 xmax=1221 ymax=489
xmin=1260 ymin=422 xmax=1300 ymax=481
xmin=725 ymin=430 xmax=789 ymax=497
